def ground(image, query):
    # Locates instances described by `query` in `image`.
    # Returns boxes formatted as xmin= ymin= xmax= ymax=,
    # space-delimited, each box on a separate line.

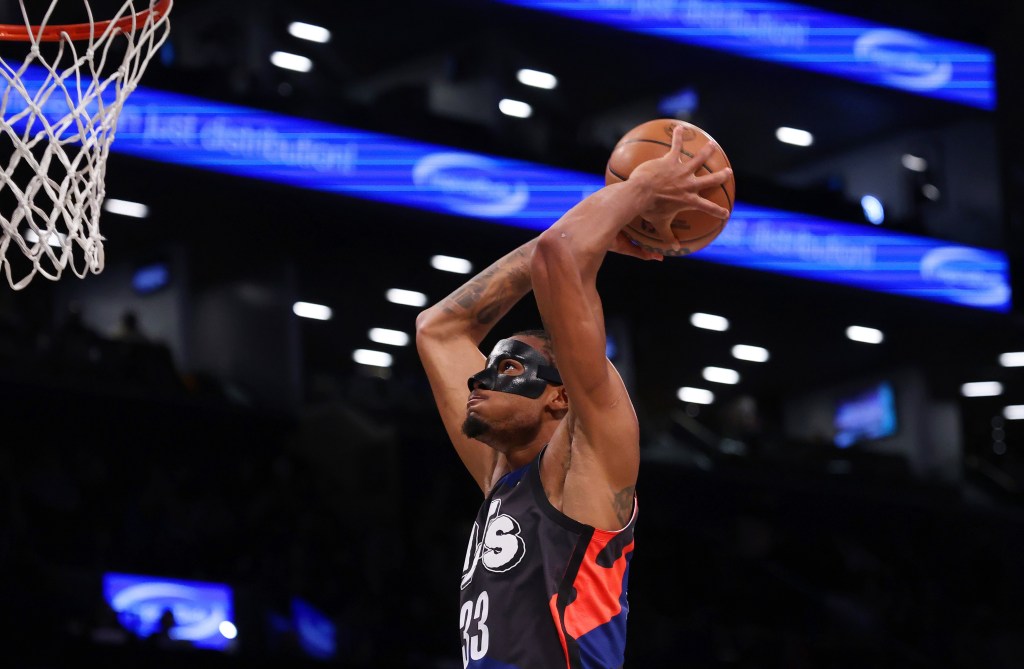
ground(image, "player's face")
xmin=462 ymin=336 xmax=557 ymax=443
xmin=467 ymin=336 xmax=560 ymax=399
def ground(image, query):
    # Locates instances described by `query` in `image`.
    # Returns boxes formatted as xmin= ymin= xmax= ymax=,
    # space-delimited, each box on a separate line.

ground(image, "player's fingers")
xmin=669 ymin=123 xmax=686 ymax=159
xmin=686 ymin=195 xmax=731 ymax=220
xmin=693 ymin=167 xmax=733 ymax=190
xmin=682 ymin=141 xmax=717 ymax=172
xmin=648 ymin=217 xmax=682 ymax=251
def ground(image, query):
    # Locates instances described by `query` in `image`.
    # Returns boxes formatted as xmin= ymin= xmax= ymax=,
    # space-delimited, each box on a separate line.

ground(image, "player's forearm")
xmin=415 ymin=238 xmax=538 ymax=345
xmin=537 ymin=180 xmax=647 ymax=278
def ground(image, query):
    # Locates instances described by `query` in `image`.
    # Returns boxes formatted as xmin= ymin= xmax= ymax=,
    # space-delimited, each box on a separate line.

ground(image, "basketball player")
xmin=415 ymin=124 xmax=731 ymax=669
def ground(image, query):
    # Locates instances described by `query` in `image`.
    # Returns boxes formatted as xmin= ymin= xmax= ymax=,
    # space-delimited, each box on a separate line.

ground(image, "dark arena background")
xmin=2 ymin=1 xmax=1024 ymax=667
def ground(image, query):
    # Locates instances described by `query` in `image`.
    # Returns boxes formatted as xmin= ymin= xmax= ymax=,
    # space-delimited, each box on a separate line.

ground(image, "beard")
xmin=462 ymin=414 xmax=490 ymax=439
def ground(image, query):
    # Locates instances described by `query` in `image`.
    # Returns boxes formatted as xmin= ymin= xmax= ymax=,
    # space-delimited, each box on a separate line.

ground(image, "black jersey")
xmin=459 ymin=448 xmax=637 ymax=669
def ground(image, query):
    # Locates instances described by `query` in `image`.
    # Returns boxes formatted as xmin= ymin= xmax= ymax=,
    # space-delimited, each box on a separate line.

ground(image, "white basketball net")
xmin=0 ymin=0 xmax=171 ymax=290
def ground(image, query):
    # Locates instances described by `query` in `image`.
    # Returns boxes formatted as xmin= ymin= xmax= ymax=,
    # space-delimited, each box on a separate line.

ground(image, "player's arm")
xmin=531 ymin=127 xmax=731 ymax=486
xmin=415 ymin=240 xmax=538 ymax=493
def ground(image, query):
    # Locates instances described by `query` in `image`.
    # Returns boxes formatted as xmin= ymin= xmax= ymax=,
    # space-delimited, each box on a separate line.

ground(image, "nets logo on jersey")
xmin=461 ymin=499 xmax=526 ymax=590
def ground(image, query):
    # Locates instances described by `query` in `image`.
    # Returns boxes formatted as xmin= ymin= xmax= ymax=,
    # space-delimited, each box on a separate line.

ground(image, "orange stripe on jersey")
xmin=549 ymin=594 xmax=572 ymax=668
xmin=563 ymin=536 xmax=634 ymax=639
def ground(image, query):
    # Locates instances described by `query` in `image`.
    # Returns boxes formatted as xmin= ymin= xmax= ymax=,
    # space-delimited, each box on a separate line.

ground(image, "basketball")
xmin=605 ymin=119 xmax=735 ymax=256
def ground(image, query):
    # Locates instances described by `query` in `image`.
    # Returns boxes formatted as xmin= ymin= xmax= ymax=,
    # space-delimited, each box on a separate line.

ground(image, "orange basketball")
xmin=605 ymin=119 xmax=735 ymax=256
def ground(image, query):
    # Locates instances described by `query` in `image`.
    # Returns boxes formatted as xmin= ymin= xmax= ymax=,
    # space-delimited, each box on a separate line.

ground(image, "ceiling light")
xmin=846 ymin=325 xmax=884 ymax=344
xmin=860 ymin=195 xmax=884 ymax=225
xmin=293 ymin=301 xmax=332 ymax=320
xmin=1004 ymin=405 xmax=1024 ymax=420
xmin=24 ymin=229 xmax=65 ymax=247
xmin=677 ymin=386 xmax=714 ymax=405
xmin=775 ymin=126 xmax=813 ymax=147
xmin=219 ymin=620 xmax=238 ymax=640
xmin=690 ymin=312 xmax=729 ymax=331
xmin=901 ymin=153 xmax=928 ymax=172
xmin=516 ymin=68 xmax=557 ymax=90
xmin=961 ymin=381 xmax=1003 ymax=398
xmin=288 ymin=21 xmax=331 ymax=44
xmin=103 ymin=198 xmax=149 ymax=218
xmin=499 ymin=98 xmax=532 ymax=118
xmin=353 ymin=349 xmax=393 ymax=368
xmin=270 ymin=51 xmax=313 ymax=73
xmin=999 ymin=352 xmax=1024 ymax=367
xmin=732 ymin=344 xmax=769 ymax=362
xmin=386 ymin=288 xmax=428 ymax=307
xmin=430 ymin=254 xmax=473 ymax=274
xmin=369 ymin=328 xmax=410 ymax=347
xmin=921 ymin=184 xmax=941 ymax=201
xmin=703 ymin=366 xmax=740 ymax=384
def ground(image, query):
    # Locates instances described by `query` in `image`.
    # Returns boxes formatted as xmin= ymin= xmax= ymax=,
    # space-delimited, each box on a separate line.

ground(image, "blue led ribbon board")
xmin=705 ymin=203 xmax=1009 ymax=311
xmin=496 ymin=0 xmax=995 ymax=110
xmin=102 ymin=572 xmax=235 ymax=650
xmin=4 ymin=66 xmax=1009 ymax=311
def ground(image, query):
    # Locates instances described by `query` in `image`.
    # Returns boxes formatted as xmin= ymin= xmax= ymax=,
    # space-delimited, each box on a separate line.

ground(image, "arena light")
xmin=1000 ymin=352 xmax=1024 ymax=367
xmin=690 ymin=312 xmax=729 ymax=331
xmin=353 ymin=349 xmax=393 ymax=368
xmin=1004 ymin=405 xmax=1024 ymax=420
xmin=219 ymin=621 xmax=238 ymax=640
xmin=960 ymin=381 xmax=1002 ymax=397
xmin=901 ymin=154 xmax=928 ymax=172
xmin=24 ymin=229 xmax=66 ymax=247
xmin=499 ymin=98 xmax=532 ymax=118
xmin=516 ymin=68 xmax=558 ymax=89
xmin=846 ymin=325 xmax=884 ymax=344
xmin=430 ymin=254 xmax=473 ymax=274
xmin=702 ymin=366 xmax=740 ymax=384
xmin=776 ymin=126 xmax=813 ymax=147
xmin=386 ymin=288 xmax=428 ymax=307
xmin=860 ymin=195 xmax=884 ymax=225
xmin=288 ymin=21 xmax=331 ymax=44
xmin=293 ymin=301 xmax=332 ymax=321
xmin=270 ymin=51 xmax=313 ymax=73
xmin=922 ymin=184 xmax=941 ymax=201
xmin=103 ymin=198 xmax=149 ymax=218
xmin=732 ymin=344 xmax=770 ymax=363
xmin=368 ymin=328 xmax=410 ymax=347
xmin=677 ymin=386 xmax=715 ymax=405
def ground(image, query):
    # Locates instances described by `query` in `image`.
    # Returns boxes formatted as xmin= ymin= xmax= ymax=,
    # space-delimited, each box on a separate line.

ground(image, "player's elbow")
xmin=414 ymin=308 xmax=432 ymax=334
xmin=532 ymin=232 xmax=568 ymax=283
xmin=415 ymin=307 xmax=444 ymax=343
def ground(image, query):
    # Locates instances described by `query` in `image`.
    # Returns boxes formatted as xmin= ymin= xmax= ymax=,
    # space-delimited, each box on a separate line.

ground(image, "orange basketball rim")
xmin=0 ymin=0 xmax=171 ymax=42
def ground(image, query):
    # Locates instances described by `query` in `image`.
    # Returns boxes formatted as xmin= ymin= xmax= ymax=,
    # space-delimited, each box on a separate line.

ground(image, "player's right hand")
xmin=628 ymin=124 xmax=732 ymax=247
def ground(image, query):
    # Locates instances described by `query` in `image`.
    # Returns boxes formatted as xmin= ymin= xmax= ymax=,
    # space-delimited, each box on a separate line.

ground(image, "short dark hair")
xmin=511 ymin=329 xmax=555 ymax=367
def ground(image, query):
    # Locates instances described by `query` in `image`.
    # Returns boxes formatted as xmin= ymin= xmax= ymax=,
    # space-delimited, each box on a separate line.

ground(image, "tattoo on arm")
xmin=613 ymin=485 xmax=636 ymax=526
xmin=442 ymin=244 xmax=534 ymax=326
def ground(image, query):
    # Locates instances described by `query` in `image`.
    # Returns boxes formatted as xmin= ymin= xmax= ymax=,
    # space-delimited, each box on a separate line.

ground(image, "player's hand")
xmin=628 ymin=124 xmax=732 ymax=251
xmin=609 ymin=231 xmax=663 ymax=261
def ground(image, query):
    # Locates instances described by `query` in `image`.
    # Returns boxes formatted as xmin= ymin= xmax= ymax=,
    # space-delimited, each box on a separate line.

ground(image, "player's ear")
xmin=547 ymin=385 xmax=568 ymax=414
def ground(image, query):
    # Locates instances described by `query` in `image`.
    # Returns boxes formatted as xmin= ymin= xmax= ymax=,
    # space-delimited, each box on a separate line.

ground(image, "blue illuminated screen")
xmin=132 ymin=262 xmax=170 ymax=294
xmin=291 ymin=597 xmax=337 ymax=660
xmin=833 ymin=381 xmax=898 ymax=448
xmin=497 ymin=0 xmax=995 ymax=110
xmin=102 ymin=572 xmax=234 ymax=651
xmin=3 ymin=66 xmax=1010 ymax=312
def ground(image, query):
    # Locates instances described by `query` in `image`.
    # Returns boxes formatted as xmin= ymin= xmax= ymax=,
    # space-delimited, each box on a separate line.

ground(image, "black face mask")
xmin=467 ymin=338 xmax=563 ymax=399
